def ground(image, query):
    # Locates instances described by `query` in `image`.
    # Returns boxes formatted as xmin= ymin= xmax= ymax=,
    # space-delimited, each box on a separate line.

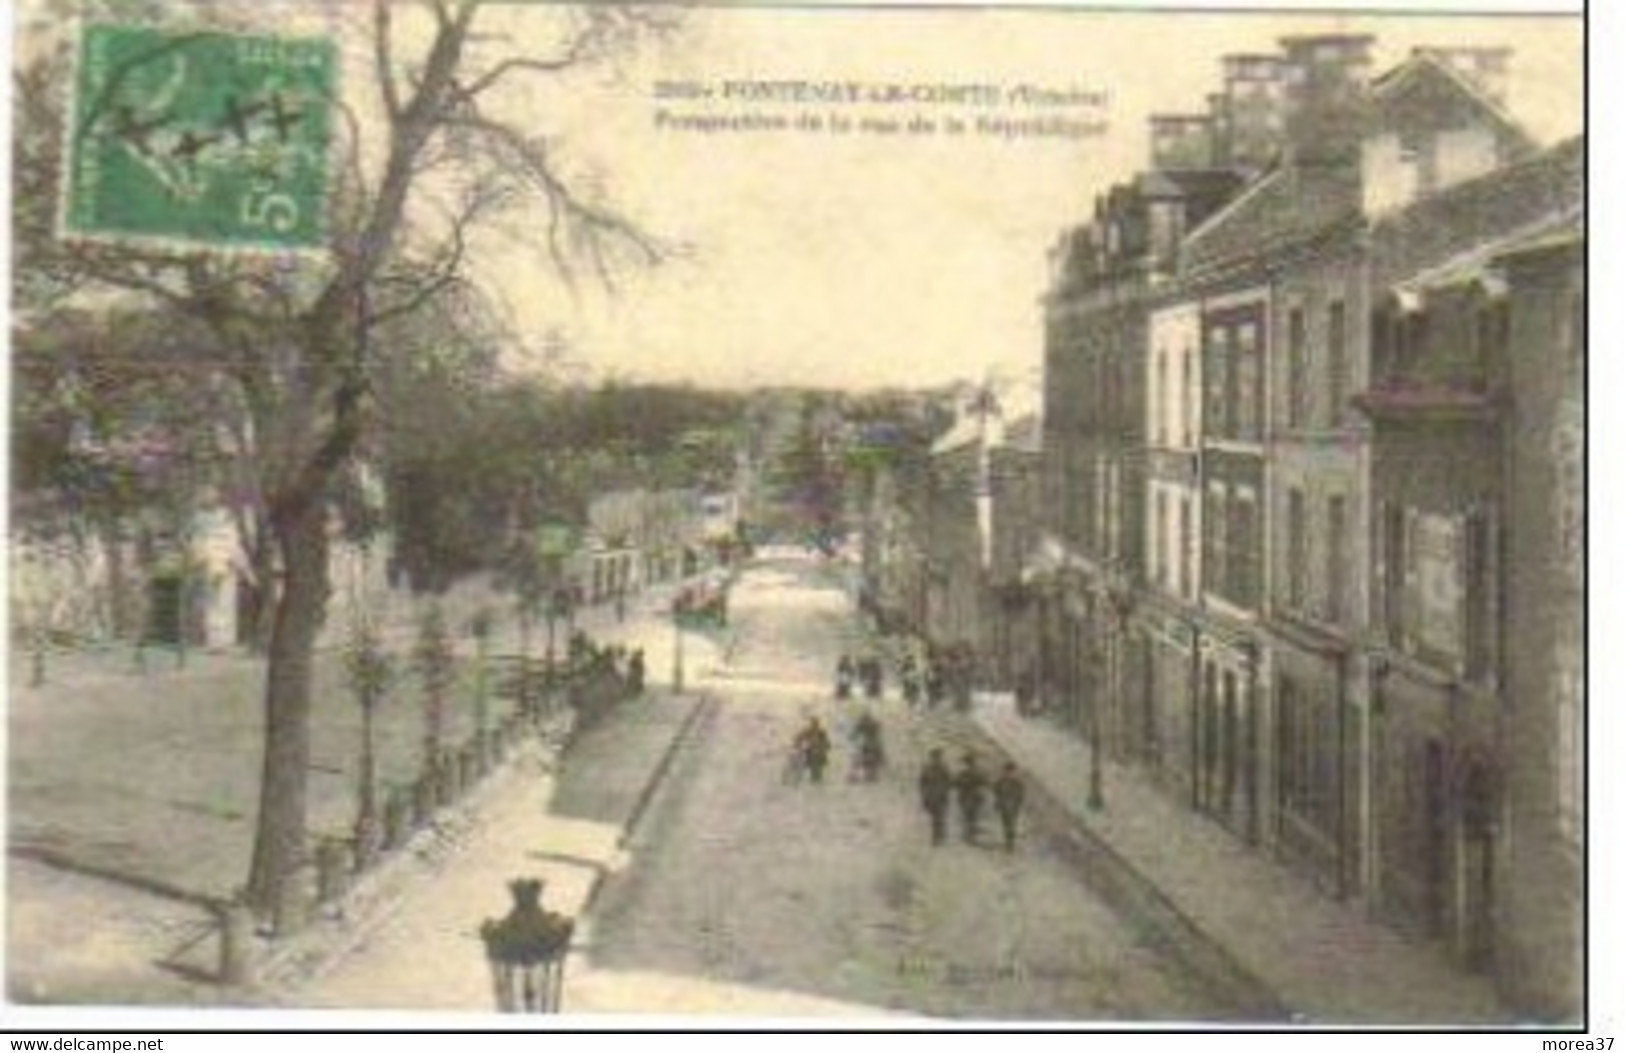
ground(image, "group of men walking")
xmin=785 ymin=714 xmax=1029 ymax=852
xmin=918 ymin=749 xmax=1026 ymax=851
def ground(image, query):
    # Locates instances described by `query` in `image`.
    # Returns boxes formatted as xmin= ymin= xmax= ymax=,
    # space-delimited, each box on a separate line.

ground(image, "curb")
xmin=616 ymin=692 xmax=717 ymax=851
xmin=575 ymin=691 xmax=715 ymax=923
xmin=955 ymin=715 xmax=1292 ymax=1021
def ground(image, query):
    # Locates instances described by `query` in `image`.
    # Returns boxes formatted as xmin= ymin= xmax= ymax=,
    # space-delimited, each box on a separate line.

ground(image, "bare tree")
xmin=13 ymin=0 xmax=680 ymax=922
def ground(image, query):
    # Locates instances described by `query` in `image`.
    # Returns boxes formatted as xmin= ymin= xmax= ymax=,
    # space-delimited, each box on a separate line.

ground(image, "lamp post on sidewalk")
xmin=1087 ymin=637 xmax=1105 ymax=812
xmin=480 ymin=878 xmax=573 ymax=1013
xmin=672 ymin=597 xmax=686 ymax=695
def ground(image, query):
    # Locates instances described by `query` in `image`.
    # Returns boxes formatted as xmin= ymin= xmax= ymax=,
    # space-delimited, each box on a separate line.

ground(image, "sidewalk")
xmin=268 ymin=688 xmax=712 ymax=1013
xmin=5 ymin=575 xmax=725 ymax=1007
xmin=271 ymin=685 xmax=899 ymax=1019
xmin=973 ymin=696 xmax=1513 ymax=1027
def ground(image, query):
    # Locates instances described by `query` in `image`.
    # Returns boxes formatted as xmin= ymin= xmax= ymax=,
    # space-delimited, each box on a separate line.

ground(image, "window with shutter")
xmin=1153 ymin=348 xmax=1167 ymax=447
xmin=1288 ymin=307 xmax=1307 ymax=429
xmin=1287 ymin=488 xmax=1307 ymax=611
xmin=1326 ymin=494 xmax=1348 ymax=626
xmin=1402 ymin=507 xmax=1421 ymax=651
xmin=1327 ymin=301 xmax=1348 ymax=426
xmin=1208 ymin=485 xmax=1228 ymax=602
xmin=1381 ymin=502 xmax=1406 ymax=646
xmin=1155 ymin=489 xmax=1169 ymax=589
xmin=1182 ymin=345 xmax=1196 ymax=448
xmin=1207 ymin=327 xmax=1231 ymax=439
xmin=1235 ymin=489 xmax=1259 ymax=610
xmin=1236 ymin=322 xmax=1261 ymax=441
xmin=1180 ymin=494 xmax=1194 ymax=601
xmin=1464 ymin=509 xmax=1493 ymax=680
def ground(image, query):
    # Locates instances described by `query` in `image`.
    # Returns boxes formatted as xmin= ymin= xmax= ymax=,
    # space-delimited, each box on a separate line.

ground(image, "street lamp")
xmin=480 ymin=878 xmax=573 ymax=1013
xmin=1087 ymin=638 xmax=1105 ymax=812
xmin=671 ymin=597 xmax=686 ymax=695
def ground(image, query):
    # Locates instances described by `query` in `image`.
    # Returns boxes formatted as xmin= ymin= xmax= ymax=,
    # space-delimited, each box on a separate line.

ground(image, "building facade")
xmin=1036 ymin=31 xmax=1583 ymax=1020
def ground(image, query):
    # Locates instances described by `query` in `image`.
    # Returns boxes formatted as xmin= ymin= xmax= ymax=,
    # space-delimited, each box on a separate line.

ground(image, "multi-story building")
xmin=1146 ymin=29 xmax=1383 ymax=837
xmin=1038 ymin=30 xmax=1582 ymax=1020
xmin=1495 ymin=217 xmax=1583 ymax=1021
xmin=1041 ymin=202 xmax=1146 ymax=740
xmin=1357 ymin=135 xmax=1581 ymax=1006
xmin=923 ymin=416 xmax=986 ymax=654
xmin=985 ymin=415 xmax=1044 ymax=690
xmin=1041 ymin=156 xmax=1240 ymax=754
xmin=1252 ymin=39 xmax=1531 ymax=894
xmin=1141 ymin=297 xmax=1204 ymax=797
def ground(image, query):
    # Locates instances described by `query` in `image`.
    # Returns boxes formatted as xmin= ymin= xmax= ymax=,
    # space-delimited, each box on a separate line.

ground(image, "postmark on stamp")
xmin=61 ymin=23 xmax=335 ymax=251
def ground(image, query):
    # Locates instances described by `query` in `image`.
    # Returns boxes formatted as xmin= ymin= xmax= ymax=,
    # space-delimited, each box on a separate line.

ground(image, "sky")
xmin=453 ymin=3 xmax=1584 ymax=396
xmin=9 ymin=2 xmax=1583 ymax=397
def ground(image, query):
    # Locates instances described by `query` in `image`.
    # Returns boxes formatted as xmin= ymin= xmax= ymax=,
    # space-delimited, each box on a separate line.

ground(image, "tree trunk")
xmin=244 ymin=500 xmax=331 ymax=921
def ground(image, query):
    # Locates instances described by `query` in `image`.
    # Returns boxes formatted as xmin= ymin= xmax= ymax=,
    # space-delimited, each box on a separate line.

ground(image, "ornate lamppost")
xmin=480 ymin=878 xmax=574 ymax=1013
xmin=1087 ymin=634 xmax=1106 ymax=812
xmin=671 ymin=594 xmax=686 ymax=695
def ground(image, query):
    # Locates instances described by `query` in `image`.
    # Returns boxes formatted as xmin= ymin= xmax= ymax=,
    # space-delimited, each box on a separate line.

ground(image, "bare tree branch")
xmin=451 ymin=6 xmax=685 ymax=104
xmin=445 ymin=109 xmax=667 ymax=293
xmin=374 ymin=1 xmax=402 ymax=121
xmin=367 ymin=249 xmax=468 ymax=331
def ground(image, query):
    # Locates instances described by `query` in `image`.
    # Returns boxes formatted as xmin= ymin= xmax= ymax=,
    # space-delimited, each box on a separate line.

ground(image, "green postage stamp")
xmin=61 ymin=23 xmax=335 ymax=251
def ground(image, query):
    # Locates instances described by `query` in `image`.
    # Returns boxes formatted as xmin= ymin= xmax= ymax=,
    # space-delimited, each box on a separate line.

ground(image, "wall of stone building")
xmin=1369 ymin=426 xmax=1498 ymax=687
xmin=1366 ymin=411 xmax=1508 ymax=975
xmin=1267 ymin=637 xmax=1359 ymax=895
xmin=1149 ymin=302 xmax=1202 ymax=453
xmin=1498 ymin=244 xmax=1583 ymax=1022
xmin=1369 ymin=663 xmax=1455 ymax=940
xmin=1270 ymin=247 xmax=1369 ymax=434
xmin=1139 ymin=608 xmax=1199 ymax=799
xmin=1371 ymin=426 xmax=1497 ymax=513
xmin=1193 ymin=623 xmax=1266 ymax=844
xmin=1269 ymin=449 xmax=1364 ymax=629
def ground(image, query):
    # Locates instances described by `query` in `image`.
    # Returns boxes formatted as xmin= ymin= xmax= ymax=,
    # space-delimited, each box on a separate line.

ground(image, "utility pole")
xmin=672 ymin=602 xmax=686 ymax=695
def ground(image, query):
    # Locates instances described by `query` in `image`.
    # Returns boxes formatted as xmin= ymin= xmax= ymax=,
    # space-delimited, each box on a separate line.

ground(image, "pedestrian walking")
xmin=954 ymin=752 xmax=988 ymax=844
xmin=918 ymin=748 xmax=953 ymax=846
xmin=628 ymin=649 xmax=646 ymax=696
xmin=925 ymin=657 xmax=945 ymax=709
xmin=862 ymin=656 xmax=884 ymax=699
xmin=1014 ymin=668 xmax=1035 ymax=717
xmin=850 ymin=709 xmax=885 ymax=782
xmin=992 ymin=762 xmax=1027 ymax=851
xmin=794 ymin=717 xmax=832 ymax=785
xmin=900 ymin=654 xmax=921 ymax=709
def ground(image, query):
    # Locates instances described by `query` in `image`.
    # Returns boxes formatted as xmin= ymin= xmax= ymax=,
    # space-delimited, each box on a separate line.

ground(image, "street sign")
xmin=62 ymin=24 xmax=335 ymax=251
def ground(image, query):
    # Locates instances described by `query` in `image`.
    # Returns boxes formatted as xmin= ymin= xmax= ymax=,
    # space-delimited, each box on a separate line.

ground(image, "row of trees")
xmin=384 ymin=370 xmax=749 ymax=595
xmin=12 ymin=0 xmax=952 ymax=928
xmin=756 ymin=388 xmax=953 ymax=550
xmin=12 ymin=0 xmax=686 ymax=922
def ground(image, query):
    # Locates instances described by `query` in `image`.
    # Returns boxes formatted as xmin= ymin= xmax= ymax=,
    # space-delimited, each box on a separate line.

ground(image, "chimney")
xmin=1149 ymin=113 xmax=1217 ymax=170
xmin=1221 ymin=53 xmax=1288 ymax=171
xmin=1279 ymin=34 xmax=1375 ymax=165
xmin=1413 ymin=45 xmax=1512 ymax=105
